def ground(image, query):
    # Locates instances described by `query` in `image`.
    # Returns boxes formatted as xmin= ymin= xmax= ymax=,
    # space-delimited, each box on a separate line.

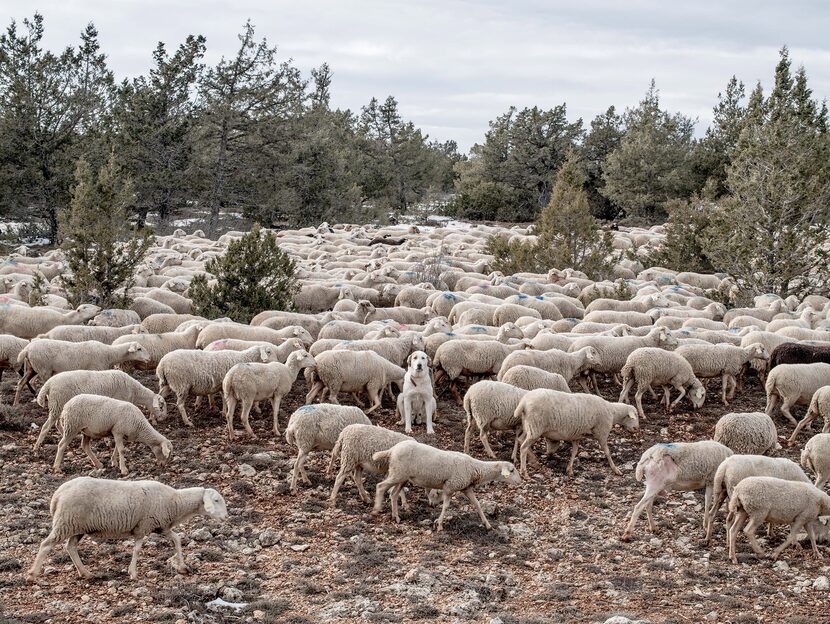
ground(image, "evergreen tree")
xmin=581 ymin=106 xmax=624 ymax=219
xmin=115 ymin=35 xmax=205 ymax=226
xmin=601 ymin=81 xmax=695 ymax=222
xmin=59 ymin=155 xmax=153 ymax=307
xmin=0 ymin=14 xmax=113 ymax=241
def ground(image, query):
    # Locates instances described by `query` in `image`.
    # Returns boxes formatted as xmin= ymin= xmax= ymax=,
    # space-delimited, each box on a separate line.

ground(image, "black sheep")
xmin=769 ymin=342 xmax=830 ymax=369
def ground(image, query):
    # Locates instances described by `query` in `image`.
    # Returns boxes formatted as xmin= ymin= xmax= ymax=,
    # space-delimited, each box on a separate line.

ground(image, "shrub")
xmin=189 ymin=224 xmax=298 ymax=322
xmin=59 ymin=155 xmax=154 ymax=307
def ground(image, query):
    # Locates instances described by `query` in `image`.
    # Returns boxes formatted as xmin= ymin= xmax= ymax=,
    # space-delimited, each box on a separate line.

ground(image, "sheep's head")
xmin=126 ymin=342 xmax=151 ymax=363
xmin=292 ymin=350 xmax=317 ymax=370
xmin=584 ymin=346 xmax=600 ymax=366
xmin=153 ymin=439 xmax=173 ymax=464
xmin=497 ymin=462 xmax=522 ymax=486
xmin=292 ymin=327 xmax=314 ymax=346
xmin=152 ymin=394 xmax=168 ymax=421
xmin=748 ymin=343 xmax=769 ymax=360
xmin=410 ymin=334 xmax=426 ymax=352
xmin=688 ymin=382 xmax=706 ymax=409
xmin=259 ymin=345 xmax=279 ymax=362
xmin=75 ymin=303 xmax=102 ymax=320
xmin=616 ymin=405 xmax=640 ymax=433
xmin=202 ymin=488 xmax=228 ymax=520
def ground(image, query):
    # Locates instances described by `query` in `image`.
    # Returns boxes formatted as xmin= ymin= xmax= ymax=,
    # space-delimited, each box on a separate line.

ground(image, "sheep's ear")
xmin=500 ymin=465 xmax=511 ymax=478
xmin=260 ymin=347 xmax=270 ymax=362
xmin=202 ymin=489 xmax=216 ymax=514
xmin=162 ymin=442 xmax=172 ymax=459
xmin=293 ymin=328 xmax=301 ymax=336
xmin=128 ymin=343 xmax=138 ymax=352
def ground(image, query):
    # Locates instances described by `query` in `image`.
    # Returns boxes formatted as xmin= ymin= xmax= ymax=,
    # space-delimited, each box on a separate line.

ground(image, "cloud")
xmin=9 ymin=0 xmax=830 ymax=150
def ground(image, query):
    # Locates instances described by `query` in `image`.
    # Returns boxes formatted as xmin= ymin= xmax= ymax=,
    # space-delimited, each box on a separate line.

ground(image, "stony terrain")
xmin=1 ymin=369 xmax=828 ymax=624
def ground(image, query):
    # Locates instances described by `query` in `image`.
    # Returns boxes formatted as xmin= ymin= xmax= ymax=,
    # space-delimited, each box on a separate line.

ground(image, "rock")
xmin=603 ymin=617 xmax=651 ymax=624
xmin=221 ymin=586 xmax=244 ymax=602
xmin=813 ymin=576 xmax=830 ymax=590
xmin=649 ymin=538 xmax=663 ymax=548
xmin=290 ymin=544 xmax=310 ymax=552
xmin=259 ymin=528 xmax=282 ymax=547
xmin=253 ymin=610 xmax=266 ymax=620
xmin=489 ymin=618 xmax=504 ymax=624
xmin=238 ymin=464 xmax=256 ymax=477
xmin=191 ymin=527 xmax=212 ymax=542
xmin=773 ymin=560 xmax=790 ymax=572
xmin=507 ymin=523 xmax=534 ymax=539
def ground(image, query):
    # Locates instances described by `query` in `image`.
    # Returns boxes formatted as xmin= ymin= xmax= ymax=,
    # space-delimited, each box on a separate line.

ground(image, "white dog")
xmin=396 ymin=350 xmax=437 ymax=434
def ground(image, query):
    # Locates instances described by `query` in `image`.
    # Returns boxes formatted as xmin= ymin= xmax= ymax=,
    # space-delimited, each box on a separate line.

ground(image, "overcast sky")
xmin=7 ymin=1 xmax=830 ymax=150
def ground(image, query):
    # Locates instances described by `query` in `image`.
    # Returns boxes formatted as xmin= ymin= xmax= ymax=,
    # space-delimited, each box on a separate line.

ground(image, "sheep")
xmin=306 ymin=349 xmax=405 ymax=412
xmin=514 ymin=389 xmax=639 ymax=477
xmin=583 ymin=310 xmax=654 ymax=327
xmin=775 ymin=327 xmax=830 ymax=342
xmin=284 ymin=404 xmax=371 ymax=493
xmin=497 ymin=346 xmax=598 ymax=389
xmin=33 ymin=369 xmax=167 ymax=452
xmin=423 ymin=324 xmax=522 ymax=359
xmin=727 ymin=477 xmax=830 ymax=563
xmin=332 ymin=333 xmax=426 ymax=368
xmin=801 ymin=433 xmax=830 ymax=488
xmin=143 ymin=288 xmax=192 ymax=314
xmin=131 ymin=296 xmax=176 ymax=319
xmin=26 ymin=477 xmax=227 ymax=581
xmin=462 ymin=381 xmax=529 ymax=458
xmin=585 ymin=293 xmax=669 ymax=314
xmin=0 ymin=303 xmax=101 ymax=339
xmin=111 ymin=325 xmax=201 ymax=370
xmin=254 ymin=310 xmax=340 ymax=339
xmin=789 ymin=386 xmax=830 ymax=443
xmin=372 ymin=440 xmax=520 ymax=530
xmin=196 ymin=323 xmax=313 ymax=349
xmin=713 ymin=412 xmax=779 ymax=455
xmin=622 ymin=441 xmax=733 ymax=540
xmin=329 ymin=424 xmax=413 ymax=504
xmin=222 ymin=349 xmax=317 ymax=439
xmin=619 ymin=347 xmax=706 ymax=419
xmin=140 ymin=312 xmax=204 ymax=333
xmin=493 ymin=303 xmax=542 ymax=326
xmin=364 ymin=305 xmax=435 ymax=325
xmin=433 ymin=340 xmax=529 ymax=405
xmin=764 ymin=363 xmax=830 ymax=425
xmin=568 ymin=326 xmax=678 ymax=391
xmin=0 ymin=334 xmax=28 ymax=395
xmin=42 ymin=323 xmax=147 ymax=344
xmin=52 ymin=394 xmax=173 ymax=476
xmin=499 ymin=365 xmax=571 ymax=393
xmin=740 ymin=330 xmax=795 ymax=381
xmin=769 ymin=342 xmax=830 ymax=369
xmin=704 ymin=455 xmax=811 ymax=545
xmin=156 ymin=345 xmax=280 ymax=426
xmin=14 ymin=340 xmax=151 ymax=404
xmin=205 ymin=337 xmax=305 ymax=363
xmin=89 ymin=308 xmax=142 ymax=327
xmin=675 ymin=343 xmax=769 ymax=405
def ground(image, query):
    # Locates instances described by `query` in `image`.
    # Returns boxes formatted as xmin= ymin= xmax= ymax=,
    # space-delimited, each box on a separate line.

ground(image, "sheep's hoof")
xmin=621 ymin=533 xmax=632 ymax=542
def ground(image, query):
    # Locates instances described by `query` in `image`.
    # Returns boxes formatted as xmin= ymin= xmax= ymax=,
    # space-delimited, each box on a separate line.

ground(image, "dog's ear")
xmin=427 ymin=355 xmax=432 ymax=368
xmin=407 ymin=352 xmax=415 ymax=366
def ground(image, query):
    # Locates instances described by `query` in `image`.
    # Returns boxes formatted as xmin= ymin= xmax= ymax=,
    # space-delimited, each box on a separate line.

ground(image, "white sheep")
xmin=623 ymin=441 xmax=733 ymax=540
xmin=156 ymin=345 xmax=279 ymax=426
xmin=306 ymin=349 xmax=405 ymax=412
xmin=727 ymin=476 xmax=830 ymax=563
xmin=0 ymin=303 xmax=100 ymax=339
xmin=0 ymin=334 xmax=28 ymax=397
xmin=497 ymin=346 xmax=598 ymax=388
xmin=111 ymin=325 xmax=202 ymax=370
xmin=765 ymin=363 xmax=830 ymax=425
xmin=196 ymin=322 xmax=313 ymax=349
xmin=514 ymin=389 xmax=639 ymax=477
xmin=14 ymin=340 xmax=151 ymax=404
xmin=371 ymin=440 xmax=521 ymax=530
xmin=89 ymin=308 xmax=142 ymax=327
xmin=499 ymin=365 xmax=571 ymax=392
xmin=26 ymin=477 xmax=227 ymax=581
xmin=205 ymin=337 xmax=305 ymax=363
xmin=704 ymin=454 xmax=811 ymax=545
xmin=433 ymin=339 xmax=530 ymax=404
xmin=619 ymin=347 xmax=706 ymax=419
xmin=34 ymin=369 xmax=167 ymax=452
xmin=43 ymin=323 xmax=147 ymax=344
xmin=789 ymin=385 xmax=830 ymax=443
xmin=140 ymin=312 xmax=204 ymax=333
xmin=329 ymin=424 xmax=412 ymax=504
xmin=801 ymin=433 xmax=830 ymax=488
xmin=331 ymin=333 xmax=425 ymax=368
xmin=284 ymin=403 xmax=371 ymax=493
xmin=675 ymin=343 xmax=768 ymax=405
xmin=463 ymin=381 xmax=529 ymax=458
xmin=222 ymin=349 xmax=316 ymax=439
xmin=713 ymin=411 xmax=779 ymax=455
xmin=53 ymin=394 xmax=172 ymax=476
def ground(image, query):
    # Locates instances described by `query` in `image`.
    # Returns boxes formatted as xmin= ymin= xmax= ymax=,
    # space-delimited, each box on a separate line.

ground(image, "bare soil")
xmin=0 ymin=371 xmax=827 ymax=624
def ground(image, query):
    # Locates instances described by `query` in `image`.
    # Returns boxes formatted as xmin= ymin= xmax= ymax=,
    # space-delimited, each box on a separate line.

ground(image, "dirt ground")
xmin=1 ymin=370 xmax=828 ymax=624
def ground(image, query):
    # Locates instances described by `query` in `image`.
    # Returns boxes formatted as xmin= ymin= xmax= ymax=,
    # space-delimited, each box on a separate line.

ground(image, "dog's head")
xmin=407 ymin=350 xmax=430 ymax=374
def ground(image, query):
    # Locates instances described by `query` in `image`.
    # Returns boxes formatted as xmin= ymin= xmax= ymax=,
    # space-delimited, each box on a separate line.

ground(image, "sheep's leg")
xmin=290 ymin=450 xmax=309 ymax=493
xmin=81 ymin=435 xmax=103 ymax=469
xmin=328 ymin=384 xmax=341 ymax=405
xmin=33 ymin=410 xmax=60 ymax=452
xmin=113 ymin=434 xmax=129 ymax=477
xmin=566 ymin=440 xmax=580 ymax=477
xmin=463 ymin=418 xmax=475 ymax=454
xmin=728 ymin=510 xmax=747 ymax=564
xmin=703 ymin=485 xmax=713 ymax=531
xmin=743 ymin=517 xmax=765 ymax=556
xmin=634 ymin=387 xmax=647 ymax=420
xmin=435 ymin=489 xmax=454 ymax=531
xmin=13 ymin=366 xmax=36 ymax=405
xmin=576 ymin=375 xmax=592 ymax=394
xmin=449 ymin=380 xmax=463 ymax=406
xmin=351 ymin=392 xmax=365 ymax=407
xmin=706 ymin=490 xmax=728 ymax=545
xmin=599 ymin=438 xmax=621 ymax=476
xmin=511 ymin=429 xmax=522 ymax=463
xmin=372 ymin=477 xmax=397 ymax=516
xmin=365 ymin=385 xmax=382 ymax=414
xmin=353 ymin=467 xmax=372 ymax=504
xmin=207 ymin=393 xmax=216 ymax=411
xmin=789 ymin=411 xmax=817 ymax=444
xmin=765 ymin=393 xmax=778 ymax=416
xmin=479 ymin=430 xmax=497 ymax=459
xmin=518 ymin=432 xmax=538 ymax=478
xmin=164 ymin=529 xmax=188 ymax=574
xmin=224 ymin=395 xmax=238 ymax=440
xmin=464 ymin=488 xmax=492 ymax=530
xmin=668 ymin=385 xmax=686 ymax=412
xmin=815 ymin=472 xmax=829 ymax=490
xmin=721 ymin=373 xmax=730 ymax=406
xmin=623 ymin=487 xmax=660 ymax=540
xmin=618 ymin=377 xmax=634 ymax=404
xmin=329 ymin=466 xmax=349 ymax=504
xmin=270 ymin=396 xmax=281 ymax=437
xmin=66 ymin=534 xmax=92 ymax=579
xmin=305 ymin=381 xmax=323 ymax=404
xmin=397 ymin=486 xmax=408 ymax=511
xmin=240 ymin=399 xmax=256 ymax=438
xmin=806 ymin=522 xmax=821 ymax=558
xmin=26 ymin=531 xmax=57 ymax=581
xmin=389 ymin=483 xmax=403 ymax=523
xmin=128 ymin=537 xmax=144 ymax=580
xmin=771 ymin=520 xmax=807 ymax=560
xmin=52 ymin=433 xmax=73 ymax=474
xmin=176 ymin=391 xmax=193 ymax=427
xmin=545 ymin=439 xmax=562 ymax=455
xmin=779 ymin=398 xmax=798 ymax=426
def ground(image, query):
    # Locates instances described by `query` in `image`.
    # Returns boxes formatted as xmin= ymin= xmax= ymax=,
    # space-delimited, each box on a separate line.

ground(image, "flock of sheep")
xmin=2 ymin=219 xmax=830 ymax=584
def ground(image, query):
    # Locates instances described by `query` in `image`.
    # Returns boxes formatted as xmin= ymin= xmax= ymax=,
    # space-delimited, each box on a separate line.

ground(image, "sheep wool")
xmin=713 ymin=412 xmax=779 ymax=455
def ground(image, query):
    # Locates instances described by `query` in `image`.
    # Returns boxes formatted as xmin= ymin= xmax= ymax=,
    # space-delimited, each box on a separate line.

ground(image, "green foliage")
xmin=28 ymin=273 xmax=48 ymax=307
xmin=189 ymin=224 xmax=298 ymax=322
xmin=59 ymin=155 xmax=154 ymax=307
xmin=580 ymin=106 xmax=624 ymax=220
xmin=601 ymin=81 xmax=696 ymax=222
xmin=488 ymin=153 xmax=615 ymax=279
xmin=636 ymin=198 xmax=716 ymax=274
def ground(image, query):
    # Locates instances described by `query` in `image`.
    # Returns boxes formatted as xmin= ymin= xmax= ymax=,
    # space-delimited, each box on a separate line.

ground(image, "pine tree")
xmin=59 ymin=155 xmax=154 ymax=307
xmin=581 ymin=106 xmax=624 ymax=219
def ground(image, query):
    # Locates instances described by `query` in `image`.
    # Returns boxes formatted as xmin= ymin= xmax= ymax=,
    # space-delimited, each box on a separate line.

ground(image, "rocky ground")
xmin=1 ymin=371 xmax=828 ymax=624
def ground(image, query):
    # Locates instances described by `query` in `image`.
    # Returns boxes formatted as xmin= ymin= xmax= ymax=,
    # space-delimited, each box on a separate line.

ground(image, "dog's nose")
xmin=416 ymin=365 xmax=422 ymax=370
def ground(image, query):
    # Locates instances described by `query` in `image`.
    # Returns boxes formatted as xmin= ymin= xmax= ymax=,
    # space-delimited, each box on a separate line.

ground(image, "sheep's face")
xmin=411 ymin=334 xmax=426 ymax=352
xmin=154 ymin=440 xmax=173 ymax=464
xmin=619 ymin=407 xmax=640 ymax=433
xmin=750 ymin=344 xmax=769 ymax=360
xmin=585 ymin=347 xmax=600 ymax=366
xmin=429 ymin=317 xmax=452 ymax=334
xmin=293 ymin=327 xmax=314 ymax=346
xmin=127 ymin=343 xmax=152 ymax=363
xmin=688 ymin=383 xmax=706 ymax=408
xmin=293 ymin=350 xmax=317 ymax=370
xmin=499 ymin=463 xmax=522 ymax=486
xmin=202 ymin=489 xmax=229 ymax=520
xmin=152 ymin=395 xmax=168 ymax=421
xmin=260 ymin=345 xmax=278 ymax=362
